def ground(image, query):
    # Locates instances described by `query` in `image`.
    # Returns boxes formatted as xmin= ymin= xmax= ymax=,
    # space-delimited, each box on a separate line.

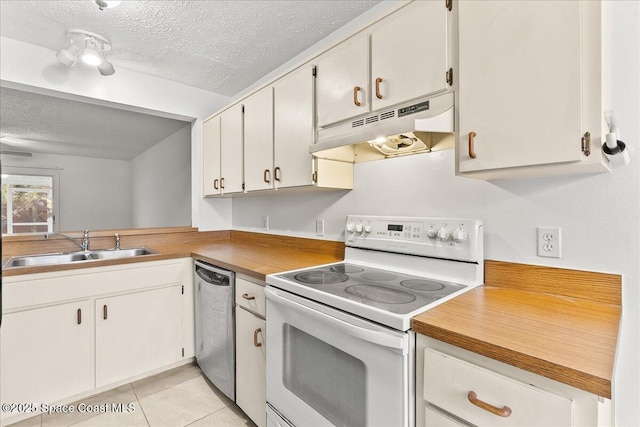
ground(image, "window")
xmin=1 ymin=173 xmax=55 ymax=234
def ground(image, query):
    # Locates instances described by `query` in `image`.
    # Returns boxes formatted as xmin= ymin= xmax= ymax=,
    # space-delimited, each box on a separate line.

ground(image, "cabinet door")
xmin=220 ymin=104 xmax=244 ymax=194
xmin=457 ymin=1 xmax=583 ymax=173
xmin=244 ymin=86 xmax=274 ymax=192
xmin=371 ymin=1 xmax=448 ymax=111
xmin=0 ymin=301 xmax=91 ymax=410
xmin=236 ymin=307 xmax=266 ymax=427
xmin=274 ymin=65 xmax=315 ymax=188
xmin=316 ymin=34 xmax=369 ymax=127
xmin=95 ymin=286 xmax=182 ymax=388
xmin=202 ymin=116 xmax=221 ymax=196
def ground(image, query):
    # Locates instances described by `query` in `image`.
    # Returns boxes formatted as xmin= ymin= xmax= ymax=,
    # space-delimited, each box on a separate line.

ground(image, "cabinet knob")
xmin=375 ymin=77 xmax=383 ymax=99
xmin=467 ymin=391 xmax=512 ymax=417
xmin=242 ymin=293 xmax=256 ymax=301
xmin=353 ymin=86 xmax=362 ymax=107
xmin=253 ymin=328 xmax=263 ymax=347
xmin=468 ymin=131 xmax=477 ymax=159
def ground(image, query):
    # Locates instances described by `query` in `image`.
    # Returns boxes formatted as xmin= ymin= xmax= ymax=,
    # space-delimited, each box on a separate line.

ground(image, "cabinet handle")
xmin=220 ymin=178 xmax=225 ymax=189
xmin=103 ymin=304 xmax=108 ymax=320
xmin=375 ymin=77 xmax=383 ymax=99
xmin=77 ymin=308 xmax=82 ymax=325
xmin=253 ymin=328 xmax=262 ymax=347
xmin=468 ymin=131 xmax=477 ymax=159
xmin=312 ymin=171 xmax=318 ymax=183
xmin=353 ymin=86 xmax=362 ymax=106
xmin=242 ymin=293 xmax=256 ymax=300
xmin=467 ymin=391 xmax=512 ymax=418
xmin=263 ymin=169 xmax=271 ymax=183
xmin=213 ymin=179 xmax=219 ymax=190
xmin=274 ymin=166 xmax=281 ymax=182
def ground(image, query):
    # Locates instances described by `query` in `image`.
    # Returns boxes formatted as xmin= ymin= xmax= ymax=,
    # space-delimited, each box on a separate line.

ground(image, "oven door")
xmin=265 ymin=286 xmax=412 ymax=427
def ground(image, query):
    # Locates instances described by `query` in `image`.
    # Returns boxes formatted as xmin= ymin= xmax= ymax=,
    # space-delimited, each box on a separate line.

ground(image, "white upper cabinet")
xmin=244 ymin=87 xmax=275 ymax=192
xmin=456 ymin=1 xmax=608 ymax=179
xmin=274 ymin=65 xmax=315 ymax=188
xmin=203 ymin=105 xmax=244 ymax=196
xmin=220 ymin=104 xmax=245 ymax=194
xmin=316 ymin=34 xmax=370 ymax=127
xmin=202 ymin=115 xmax=221 ymax=196
xmin=371 ymin=0 xmax=449 ymax=111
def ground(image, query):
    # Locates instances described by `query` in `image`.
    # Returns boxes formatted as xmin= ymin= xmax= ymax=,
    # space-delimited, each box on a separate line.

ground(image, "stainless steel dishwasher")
xmin=194 ymin=260 xmax=235 ymax=401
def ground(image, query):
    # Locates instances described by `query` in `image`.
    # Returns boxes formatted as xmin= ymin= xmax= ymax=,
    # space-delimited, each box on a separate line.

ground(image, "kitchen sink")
xmin=87 ymin=248 xmax=157 ymax=260
xmin=2 ymin=247 xmax=158 ymax=269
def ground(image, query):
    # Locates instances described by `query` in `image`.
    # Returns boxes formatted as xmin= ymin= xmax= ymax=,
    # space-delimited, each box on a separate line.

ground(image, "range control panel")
xmin=345 ymin=215 xmax=483 ymax=263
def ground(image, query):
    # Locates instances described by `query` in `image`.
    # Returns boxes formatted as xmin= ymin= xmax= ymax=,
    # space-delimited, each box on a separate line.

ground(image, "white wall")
xmin=130 ymin=124 xmax=191 ymax=228
xmin=0 ymin=36 xmax=233 ymax=232
xmin=2 ymin=152 xmax=132 ymax=231
xmin=232 ymin=2 xmax=640 ymax=425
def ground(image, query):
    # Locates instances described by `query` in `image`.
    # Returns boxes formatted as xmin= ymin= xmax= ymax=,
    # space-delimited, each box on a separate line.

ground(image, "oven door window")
xmin=283 ymin=324 xmax=366 ymax=427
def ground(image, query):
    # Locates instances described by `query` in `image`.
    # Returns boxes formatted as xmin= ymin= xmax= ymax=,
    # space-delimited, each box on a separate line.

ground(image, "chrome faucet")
xmin=82 ymin=230 xmax=90 ymax=251
xmin=114 ymin=233 xmax=121 ymax=250
xmin=44 ymin=229 xmax=90 ymax=252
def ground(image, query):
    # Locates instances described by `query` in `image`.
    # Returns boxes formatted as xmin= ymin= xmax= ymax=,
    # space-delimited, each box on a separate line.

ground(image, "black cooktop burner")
xmin=400 ymin=279 xmax=445 ymax=291
xmin=345 ymin=284 xmax=416 ymax=304
xmin=360 ymin=272 xmax=398 ymax=282
xmin=294 ymin=271 xmax=349 ymax=285
xmin=330 ymin=265 xmax=365 ymax=274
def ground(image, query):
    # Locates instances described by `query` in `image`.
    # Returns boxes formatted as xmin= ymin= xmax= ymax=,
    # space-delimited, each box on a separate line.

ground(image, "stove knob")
xmin=355 ymin=224 xmax=364 ymax=234
xmin=364 ymin=225 xmax=372 ymax=234
xmin=346 ymin=223 xmax=355 ymax=233
xmin=437 ymin=226 xmax=450 ymax=241
xmin=426 ymin=228 xmax=437 ymax=239
xmin=452 ymin=228 xmax=468 ymax=243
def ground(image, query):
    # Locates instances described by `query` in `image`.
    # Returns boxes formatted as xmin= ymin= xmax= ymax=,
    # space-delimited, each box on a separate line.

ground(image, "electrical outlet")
xmin=316 ymin=219 xmax=325 ymax=236
xmin=262 ymin=216 xmax=269 ymax=231
xmin=537 ymin=226 xmax=561 ymax=258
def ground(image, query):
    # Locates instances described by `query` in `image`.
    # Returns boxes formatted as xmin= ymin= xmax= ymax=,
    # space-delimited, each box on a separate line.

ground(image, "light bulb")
xmin=81 ymin=48 xmax=103 ymax=66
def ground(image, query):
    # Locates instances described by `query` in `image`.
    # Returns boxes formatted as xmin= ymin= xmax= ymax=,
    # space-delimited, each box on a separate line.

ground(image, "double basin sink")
xmin=3 ymin=248 xmax=158 ymax=269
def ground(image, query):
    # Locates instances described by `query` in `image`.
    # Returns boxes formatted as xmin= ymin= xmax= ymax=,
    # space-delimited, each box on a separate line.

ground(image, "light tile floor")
xmin=9 ymin=363 xmax=257 ymax=427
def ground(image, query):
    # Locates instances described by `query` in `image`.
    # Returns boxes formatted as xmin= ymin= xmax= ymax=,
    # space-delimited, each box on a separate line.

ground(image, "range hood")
xmin=312 ymin=91 xmax=455 ymax=163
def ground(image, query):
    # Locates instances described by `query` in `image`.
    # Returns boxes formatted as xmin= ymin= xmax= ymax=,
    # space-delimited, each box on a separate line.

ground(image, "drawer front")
xmin=425 ymin=406 xmax=466 ymax=427
xmin=236 ymin=278 xmax=266 ymax=317
xmin=423 ymin=349 xmax=573 ymax=426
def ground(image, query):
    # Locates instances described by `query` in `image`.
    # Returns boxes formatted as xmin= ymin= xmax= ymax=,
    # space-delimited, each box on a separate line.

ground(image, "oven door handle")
xmin=268 ymin=288 xmax=408 ymax=354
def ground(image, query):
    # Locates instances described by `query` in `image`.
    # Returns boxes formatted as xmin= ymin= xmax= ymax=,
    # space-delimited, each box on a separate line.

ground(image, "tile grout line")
xmin=130 ymin=383 xmax=151 ymax=427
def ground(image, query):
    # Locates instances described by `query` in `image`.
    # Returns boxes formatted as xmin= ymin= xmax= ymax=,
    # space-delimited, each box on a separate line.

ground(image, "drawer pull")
xmin=242 ymin=293 xmax=256 ymax=300
xmin=468 ymin=131 xmax=477 ymax=158
xmin=253 ymin=328 xmax=262 ymax=347
xmin=467 ymin=391 xmax=512 ymax=418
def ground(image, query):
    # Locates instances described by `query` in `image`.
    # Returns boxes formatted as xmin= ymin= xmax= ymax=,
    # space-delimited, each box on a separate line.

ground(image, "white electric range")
xmin=265 ymin=215 xmax=483 ymax=427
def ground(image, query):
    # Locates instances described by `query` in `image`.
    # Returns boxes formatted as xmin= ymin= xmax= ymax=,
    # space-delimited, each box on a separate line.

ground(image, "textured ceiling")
xmin=0 ymin=87 xmax=189 ymax=160
xmin=0 ymin=0 xmax=380 ymax=96
xmin=0 ymin=0 xmax=380 ymax=160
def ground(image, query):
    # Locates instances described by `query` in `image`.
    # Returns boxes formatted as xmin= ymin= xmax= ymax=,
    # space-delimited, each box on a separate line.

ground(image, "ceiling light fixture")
xmin=94 ymin=0 xmax=121 ymax=11
xmin=56 ymin=29 xmax=115 ymax=76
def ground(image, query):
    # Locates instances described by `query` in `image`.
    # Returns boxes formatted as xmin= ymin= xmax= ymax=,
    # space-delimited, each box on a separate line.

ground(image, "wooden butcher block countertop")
xmin=412 ymin=260 xmax=622 ymax=398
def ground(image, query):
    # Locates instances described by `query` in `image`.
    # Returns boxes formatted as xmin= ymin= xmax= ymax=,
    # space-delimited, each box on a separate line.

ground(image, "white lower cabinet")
xmin=95 ymin=286 xmax=183 ymax=388
xmin=417 ymin=335 xmax=612 ymax=427
xmin=0 ymin=259 xmax=194 ymax=425
xmin=235 ymin=278 xmax=266 ymax=427
xmin=0 ymin=300 xmax=92 ymax=409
